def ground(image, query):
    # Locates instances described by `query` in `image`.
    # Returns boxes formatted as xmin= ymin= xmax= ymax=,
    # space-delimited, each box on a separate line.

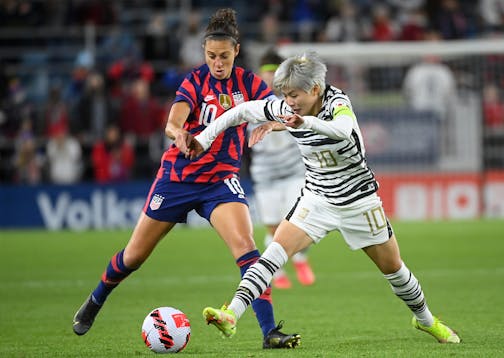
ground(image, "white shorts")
xmin=254 ymin=176 xmax=305 ymax=225
xmin=287 ymin=190 xmax=392 ymax=250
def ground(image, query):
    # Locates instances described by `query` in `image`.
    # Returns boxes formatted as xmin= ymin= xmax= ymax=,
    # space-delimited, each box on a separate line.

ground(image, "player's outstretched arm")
xmin=195 ymin=99 xmax=286 ymax=151
xmin=282 ymin=111 xmax=354 ymax=140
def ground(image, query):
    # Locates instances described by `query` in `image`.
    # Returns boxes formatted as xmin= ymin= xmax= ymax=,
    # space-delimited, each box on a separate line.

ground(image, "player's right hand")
xmin=174 ymin=131 xmax=204 ymax=159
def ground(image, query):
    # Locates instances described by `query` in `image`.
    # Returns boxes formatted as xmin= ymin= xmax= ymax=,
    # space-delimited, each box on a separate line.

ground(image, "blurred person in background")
xmin=250 ymin=48 xmax=314 ymax=289
xmin=45 ymin=123 xmax=82 ymax=184
xmin=91 ymin=123 xmax=135 ymax=183
xmin=402 ymin=46 xmax=457 ymax=158
xmin=118 ymin=77 xmax=166 ymax=140
xmin=319 ymin=1 xmax=361 ymax=43
xmin=1 ymin=76 xmax=31 ymax=139
xmin=73 ymin=70 xmax=118 ymax=143
xmin=12 ymin=118 xmax=43 ymax=184
xmin=73 ymin=8 xmax=300 ymax=349
xmin=178 ymin=9 xmax=205 ymax=71
xmin=429 ymin=0 xmax=472 ymax=40
xmin=479 ymin=0 xmax=504 ymax=35
xmin=403 ymin=52 xmax=457 ymax=121
xmin=482 ymin=83 xmax=504 ymax=129
xmin=43 ymin=84 xmax=69 ymax=139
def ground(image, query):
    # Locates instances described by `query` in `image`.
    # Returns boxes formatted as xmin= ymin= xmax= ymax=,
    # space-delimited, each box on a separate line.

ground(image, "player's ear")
xmin=311 ymin=84 xmax=321 ymax=97
xmin=234 ymin=43 xmax=240 ymax=57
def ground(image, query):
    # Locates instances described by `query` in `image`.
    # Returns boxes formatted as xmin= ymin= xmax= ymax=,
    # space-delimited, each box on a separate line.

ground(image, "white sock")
xmin=228 ymin=242 xmax=288 ymax=319
xmin=384 ymin=262 xmax=434 ymax=327
xmin=264 ymin=233 xmax=287 ymax=277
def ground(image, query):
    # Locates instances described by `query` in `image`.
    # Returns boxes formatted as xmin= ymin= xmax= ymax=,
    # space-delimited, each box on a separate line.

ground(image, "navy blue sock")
xmin=237 ymin=250 xmax=276 ymax=337
xmin=91 ymin=249 xmax=135 ymax=305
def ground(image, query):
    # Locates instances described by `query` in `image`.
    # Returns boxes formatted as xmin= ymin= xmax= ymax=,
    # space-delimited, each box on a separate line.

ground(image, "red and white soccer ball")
xmin=141 ymin=307 xmax=191 ymax=354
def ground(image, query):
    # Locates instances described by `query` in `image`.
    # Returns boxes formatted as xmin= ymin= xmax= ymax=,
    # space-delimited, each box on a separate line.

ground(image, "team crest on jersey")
xmin=219 ymin=94 xmax=232 ymax=110
xmin=232 ymin=91 xmax=244 ymax=105
xmin=149 ymin=194 xmax=164 ymax=210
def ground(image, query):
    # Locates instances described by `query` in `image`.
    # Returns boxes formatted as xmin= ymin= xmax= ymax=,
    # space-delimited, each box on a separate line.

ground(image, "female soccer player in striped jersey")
xmin=177 ymin=51 xmax=461 ymax=344
xmin=73 ymin=8 xmax=300 ymax=349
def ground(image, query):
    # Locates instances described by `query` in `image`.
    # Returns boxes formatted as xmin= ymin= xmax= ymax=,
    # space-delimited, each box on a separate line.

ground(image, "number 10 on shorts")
xmin=363 ymin=206 xmax=387 ymax=235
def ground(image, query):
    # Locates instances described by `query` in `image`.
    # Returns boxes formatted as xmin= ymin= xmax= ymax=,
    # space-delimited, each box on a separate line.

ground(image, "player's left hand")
xmin=249 ymin=122 xmax=275 ymax=147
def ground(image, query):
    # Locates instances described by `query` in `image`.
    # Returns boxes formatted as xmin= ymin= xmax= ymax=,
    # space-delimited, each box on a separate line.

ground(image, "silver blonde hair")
xmin=273 ymin=51 xmax=327 ymax=96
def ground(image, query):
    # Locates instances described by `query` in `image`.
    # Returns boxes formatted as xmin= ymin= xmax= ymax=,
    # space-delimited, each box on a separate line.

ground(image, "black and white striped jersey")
xmin=275 ymin=85 xmax=378 ymax=206
xmin=195 ymin=85 xmax=378 ymax=206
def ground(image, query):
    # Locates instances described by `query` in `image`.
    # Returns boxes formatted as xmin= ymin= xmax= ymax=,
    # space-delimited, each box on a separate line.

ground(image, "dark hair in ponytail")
xmin=204 ymin=8 xmax=239 ymax=45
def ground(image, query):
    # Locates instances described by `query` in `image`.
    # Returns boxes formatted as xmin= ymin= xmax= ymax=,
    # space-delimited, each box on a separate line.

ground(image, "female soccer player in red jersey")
xmin=72 ymin=8 xmax=300 ymax=349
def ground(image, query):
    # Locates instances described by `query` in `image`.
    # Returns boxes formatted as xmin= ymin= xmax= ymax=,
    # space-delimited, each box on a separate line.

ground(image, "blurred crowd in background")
xmin=1 ymin=0 xmax=504 ymax=185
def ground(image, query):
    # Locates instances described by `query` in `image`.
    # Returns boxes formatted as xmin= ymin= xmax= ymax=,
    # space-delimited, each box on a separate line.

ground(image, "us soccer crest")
xmin=219 ymin=94 xmax=232 ymax=110
xmin=232 ymin=91 xmax=244 ymax=105
xmin=149 ymin=194 xmax=164 ymax=211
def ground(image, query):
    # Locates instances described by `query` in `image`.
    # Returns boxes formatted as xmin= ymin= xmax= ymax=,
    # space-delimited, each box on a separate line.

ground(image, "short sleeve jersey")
xmin=160 ymin=64 xmax=272 ymax=183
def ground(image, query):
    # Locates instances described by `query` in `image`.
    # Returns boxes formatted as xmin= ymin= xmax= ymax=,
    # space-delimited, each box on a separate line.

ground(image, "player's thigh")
xmin=124 ymin=212 xmax=176 ymax=267
xmin=210 ymin=201 xmax=256 ymax=259
xmin=274 ymin=219 xmax=314 ymax=258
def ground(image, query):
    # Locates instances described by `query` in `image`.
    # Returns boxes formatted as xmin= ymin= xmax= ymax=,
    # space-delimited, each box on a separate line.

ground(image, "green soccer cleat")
xmin=203 ymin=305 xmax=237 ymax=338
xmin=412 ymin=316 xmax=460 ymax=343
xmin=263 ymin=321 xmax=301 ymax=349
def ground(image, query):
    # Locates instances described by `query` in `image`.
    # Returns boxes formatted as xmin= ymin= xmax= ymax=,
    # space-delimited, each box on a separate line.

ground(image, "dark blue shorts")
xmin=143 ymin=176 xmax=248 ymax=223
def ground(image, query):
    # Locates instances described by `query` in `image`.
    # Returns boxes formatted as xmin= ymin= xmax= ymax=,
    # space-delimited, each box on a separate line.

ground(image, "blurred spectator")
xmin=292 ymin=0 xmax=319 ymax=42
xmin=403 ymin=53 xmax=457 ymax=158
xmin=118 ymin=77 xmax=166 ymax=139
xmin=483 ymin=83 xmax=504 ymax=128
xmin=403 ymin=54 xmax=457 ymax=121
xmin=178 ymin=10 xmax=205 ymax=69
xmin=63 ymin=50 xmax=94 ymax=112
xmin=1 ymin=77 xmax=32 ymax=139
xmin=144 ymin=12 xmax=172 ymax=62
xmin=319 ymin=1 xmax=360 ymax=42
xmin=365 ymin=4 xmax=397 ymax=41
xmin=43 ymin=85 xmax=69 ymax=138
xmin=67 ymin=0 xmax=117 ymax=26
xmin=107 ymin=55 xmax=154 ymax=94
xmin=430 ymin=0 xmax=471 ymax=39
xmin=12 ymin=118 xmax=43 ymax=184
xmin=45 ymin=123 xmax=83 ymax=184
xmin=479 ymin=0 xmax=504 ymax=35
xmin=91 ymin=124 xmax=135 ymax=183
xmin=73 ymin=71 xmax=118 ymax=142
xmin=398 ymin=8 xmax=428 ymax=41
xmin=258 ymin=13 xmax=282 ymax=44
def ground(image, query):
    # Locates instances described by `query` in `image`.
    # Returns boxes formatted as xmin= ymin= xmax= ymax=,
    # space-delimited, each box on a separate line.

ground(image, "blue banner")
xmin=0 ymin=181 xmax=150 ymax=230
xmin=0 ymin=179 xmax=256 ymax=230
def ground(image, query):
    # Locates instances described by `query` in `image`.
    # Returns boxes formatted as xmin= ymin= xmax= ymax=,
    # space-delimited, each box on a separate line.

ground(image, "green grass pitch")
xmin=1 ymin=220 xmax=503 ymax=357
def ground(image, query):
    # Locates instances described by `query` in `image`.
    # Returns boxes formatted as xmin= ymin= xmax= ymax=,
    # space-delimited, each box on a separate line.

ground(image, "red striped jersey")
xmin=159 ymin=64 xmax=273 ymax=183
